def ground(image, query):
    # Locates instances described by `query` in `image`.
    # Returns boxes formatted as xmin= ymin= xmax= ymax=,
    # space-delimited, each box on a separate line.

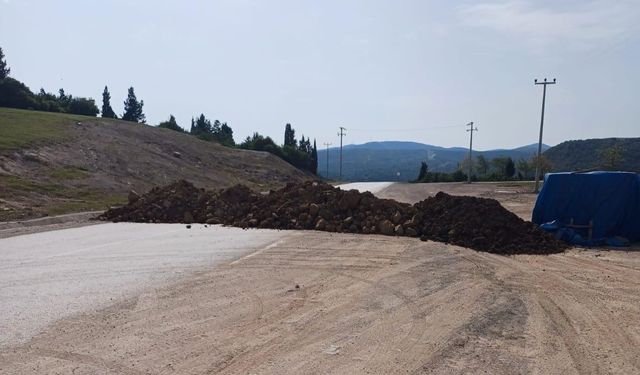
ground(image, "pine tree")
xmin=101 ymin=86 xmax=116 ymax=118
xmin=311 ymin=139 xmax=318 ymax=174
xmin=122 ymin=87 xmax=145 ymax=123
xmin=158 ymin=114 xmax=184 ymax=132
xmin=284 ymin=123 xmax=295 ymax=147
xmin=417 ymin=161 xmax=428 ymax=181
xmin=505 ymin=157 xmax=516 ymax=178
xmin=0 ymin=47 xmax=10 ymax=79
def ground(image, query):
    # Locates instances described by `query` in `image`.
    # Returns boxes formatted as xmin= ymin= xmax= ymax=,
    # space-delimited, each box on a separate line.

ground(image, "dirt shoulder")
xmin=0 ymin=211 xmax=101 ymax=239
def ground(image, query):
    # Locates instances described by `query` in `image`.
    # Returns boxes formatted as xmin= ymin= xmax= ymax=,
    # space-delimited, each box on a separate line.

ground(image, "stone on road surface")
xmin=0 ymin=223 xmax=285 ymax=347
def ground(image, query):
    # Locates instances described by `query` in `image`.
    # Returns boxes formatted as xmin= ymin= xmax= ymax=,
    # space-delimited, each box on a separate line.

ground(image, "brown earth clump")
xmin=99 ymin=180 xmax=567 ymax=255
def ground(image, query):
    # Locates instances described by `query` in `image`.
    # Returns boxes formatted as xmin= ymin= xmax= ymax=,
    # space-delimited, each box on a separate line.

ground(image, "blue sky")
xmin=1 ymin=0 xmax=638 ymax=149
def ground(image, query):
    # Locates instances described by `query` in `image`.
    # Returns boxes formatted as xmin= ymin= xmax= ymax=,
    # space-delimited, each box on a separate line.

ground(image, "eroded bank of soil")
xmin=2 ymin=231 xmax=640 ymax=374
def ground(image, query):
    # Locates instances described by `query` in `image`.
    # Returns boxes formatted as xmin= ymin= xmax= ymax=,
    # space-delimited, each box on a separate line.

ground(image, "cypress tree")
xmin=0 ymin=47 xmax=10 ymax=79
xmin=311 ymin=139 xmax=318 ymax=174
xmin=101 ymin=86 xmax=116 ymax=118
xmin=284 ymin=123 xmax=295 ymax=147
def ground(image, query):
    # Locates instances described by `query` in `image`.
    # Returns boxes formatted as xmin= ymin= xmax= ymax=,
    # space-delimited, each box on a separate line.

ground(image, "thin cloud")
xmin=457 ymin=1 xmax=640 ymax=51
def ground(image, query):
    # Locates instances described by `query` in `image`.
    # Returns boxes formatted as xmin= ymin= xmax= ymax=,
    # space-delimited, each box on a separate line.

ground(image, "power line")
xmin=466 ymin=122 xmax=478 ymax=184
xmin=323 ymin=142 xmax=332 ymax=178
xmin=533 ymin=78 xmax=556 ymax=193
xmin=338 ymin=127 xmax=346 ymax=181
xmin=347 ymin=124 xmax=465 ymax=133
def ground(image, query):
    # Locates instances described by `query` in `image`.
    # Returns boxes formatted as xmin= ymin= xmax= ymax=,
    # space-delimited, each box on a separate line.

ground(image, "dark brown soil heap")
xmin=99 ymin=180 xmax=567 ymax=255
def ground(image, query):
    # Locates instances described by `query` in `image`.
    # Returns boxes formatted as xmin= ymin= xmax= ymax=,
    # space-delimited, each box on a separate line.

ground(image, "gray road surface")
xmin=0 ymin=182 xmax=396 ymax=349
xmin=337 ymin=181 xmax=393 ymax=194
xmin=0 ymin=223 xmax=286 ymax=347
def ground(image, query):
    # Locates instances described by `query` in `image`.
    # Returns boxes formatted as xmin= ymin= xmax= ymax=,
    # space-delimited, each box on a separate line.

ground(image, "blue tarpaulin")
xmin=532 ymin=172 xmax=640 ymax=245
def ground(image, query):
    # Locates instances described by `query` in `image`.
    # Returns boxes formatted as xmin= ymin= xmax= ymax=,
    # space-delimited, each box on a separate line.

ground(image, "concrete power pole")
xmin=338 ymin=127 xmax=346 ymax=181
xmin=466 ymin=122 xmax=477 ymax=184
xmin=533 ymin=78 xmax=556 ymax=193
xmin=323 ymin=142 xmax=332 ymax=178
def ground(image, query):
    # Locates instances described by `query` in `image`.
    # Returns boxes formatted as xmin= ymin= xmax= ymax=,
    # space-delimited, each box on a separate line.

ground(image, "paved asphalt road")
xmin=0 ymin=182 xmax=394 ymax=348
xmin=0 ymin=223 xmax=286 ymax=347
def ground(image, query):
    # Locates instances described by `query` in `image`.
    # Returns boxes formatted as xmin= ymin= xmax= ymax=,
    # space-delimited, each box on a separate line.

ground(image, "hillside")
xmin=544 ymin=138 xmax=640 ymax=172
xmin=0 ymin=108 xmax=309 ymax=221
xmin=318 ymin=141 xmax=550 ymax=181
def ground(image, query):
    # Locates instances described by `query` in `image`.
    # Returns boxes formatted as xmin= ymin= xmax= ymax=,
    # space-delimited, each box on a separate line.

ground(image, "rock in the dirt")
xmin=378 ymin=220 xmax=395 ymax=235
xmin=309 ymin=203 xmax=320 ymax=217
xmin=392 ymin=211 xmax=402 ymax=225
xmin=128 ymin=190 xmax=141 ymax=204
xmin=339 ymin=190 xmax=361 ymax=210
xmin=315 ymin=218 xmax=327 ymax=230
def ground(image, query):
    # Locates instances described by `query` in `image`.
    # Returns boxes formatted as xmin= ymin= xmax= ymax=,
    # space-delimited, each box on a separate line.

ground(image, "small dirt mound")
xmin=414 ymin=192 xmax=564 ymax=255
xmin=100 ymin=180 xmax=205 ymax=224
xmin=99 ymin=180 xmax=567 ymax=255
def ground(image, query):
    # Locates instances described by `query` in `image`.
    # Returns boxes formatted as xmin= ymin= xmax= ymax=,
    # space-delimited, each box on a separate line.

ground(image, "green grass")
xmin=0 ymin=174 xmax=126 ymax=220
xmin=50 ymin=166 xmax=89 ymax=180
xmin=0 ymin=107 xmax=87 ymax=150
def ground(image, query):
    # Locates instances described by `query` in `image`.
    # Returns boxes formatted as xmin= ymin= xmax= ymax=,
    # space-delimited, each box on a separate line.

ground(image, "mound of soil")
xmin=99 ymin=180 xmax=567 ymax=255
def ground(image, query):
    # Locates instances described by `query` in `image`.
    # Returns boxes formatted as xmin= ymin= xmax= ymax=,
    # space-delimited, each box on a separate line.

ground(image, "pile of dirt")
xmin=99 ymin=180 xmax=567 ymax=255
xmin=414 ymin=192 xmax=564 ymax=254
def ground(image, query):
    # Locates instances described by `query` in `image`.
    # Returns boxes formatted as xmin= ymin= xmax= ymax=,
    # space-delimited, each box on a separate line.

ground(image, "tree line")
xmin=238 ymin=123 xmax=318 ymax=174
xmin=0 ymin=47 xmax=318 ymax=174
xmin=414 ymin=154 xmax=552 ymax=183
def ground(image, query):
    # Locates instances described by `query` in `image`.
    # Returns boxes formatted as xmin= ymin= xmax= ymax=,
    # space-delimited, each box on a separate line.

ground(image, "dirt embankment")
xmin=100 ymin=180 xmax=566 ymax=255
xmin=0 ymin=109 xmax=310 ymax=221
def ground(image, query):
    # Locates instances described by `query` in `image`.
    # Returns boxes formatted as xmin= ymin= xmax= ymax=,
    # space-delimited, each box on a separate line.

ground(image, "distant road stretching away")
xmin=337 ymin=182 xmax=394 ymax=194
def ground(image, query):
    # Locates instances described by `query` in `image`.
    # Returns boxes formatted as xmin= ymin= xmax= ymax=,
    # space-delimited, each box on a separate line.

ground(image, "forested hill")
xmin=317 ymin=141 xmax=549 ymax=182
xmin=544 ymin=138 xmax=640 ymax=172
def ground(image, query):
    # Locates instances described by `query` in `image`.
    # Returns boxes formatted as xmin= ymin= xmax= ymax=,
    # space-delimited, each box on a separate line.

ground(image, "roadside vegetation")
xmin=0 ymin=174 xmax=124 ymax=221
xmin=0 ymin=108 xmax=82 ymax=151
xmin=413 ymin=155 xmax=552 ymax=183
xmin=0 ymin=46 xmax=318 ymax=174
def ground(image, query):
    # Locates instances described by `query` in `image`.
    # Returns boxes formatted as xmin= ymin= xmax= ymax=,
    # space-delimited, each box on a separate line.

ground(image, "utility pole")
xmin=466 ymin=122 xmax=477 ymax=184
xmin=338 ymin=127 xmax=346 ymax=181
xmin=533 ymin=78 xmax=556 ymax=193
xmin=323 ymin=142 xmax=332 ymax=178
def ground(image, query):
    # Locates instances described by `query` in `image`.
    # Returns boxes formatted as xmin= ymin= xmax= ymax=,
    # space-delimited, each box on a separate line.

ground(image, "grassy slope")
xmin=0 ymin=108 xmax=85 ymax=150
xmin=0 ymin=108 xmax=309 ymax=221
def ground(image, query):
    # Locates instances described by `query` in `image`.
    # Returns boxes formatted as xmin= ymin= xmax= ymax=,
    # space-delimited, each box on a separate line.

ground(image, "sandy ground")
xmin=2 ymin=182 xmax=640 ymax=374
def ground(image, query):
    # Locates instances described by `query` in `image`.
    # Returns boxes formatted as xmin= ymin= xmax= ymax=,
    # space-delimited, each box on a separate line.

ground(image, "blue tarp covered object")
xmin=532 ymin=172 xmax=640 ymax=245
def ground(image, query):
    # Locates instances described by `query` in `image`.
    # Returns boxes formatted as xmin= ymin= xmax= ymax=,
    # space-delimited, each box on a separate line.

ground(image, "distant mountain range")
xmin=544 ymin=138 xmax=640 ymax=173
xmin=317 ymin=141 xmax=550 ymax=182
